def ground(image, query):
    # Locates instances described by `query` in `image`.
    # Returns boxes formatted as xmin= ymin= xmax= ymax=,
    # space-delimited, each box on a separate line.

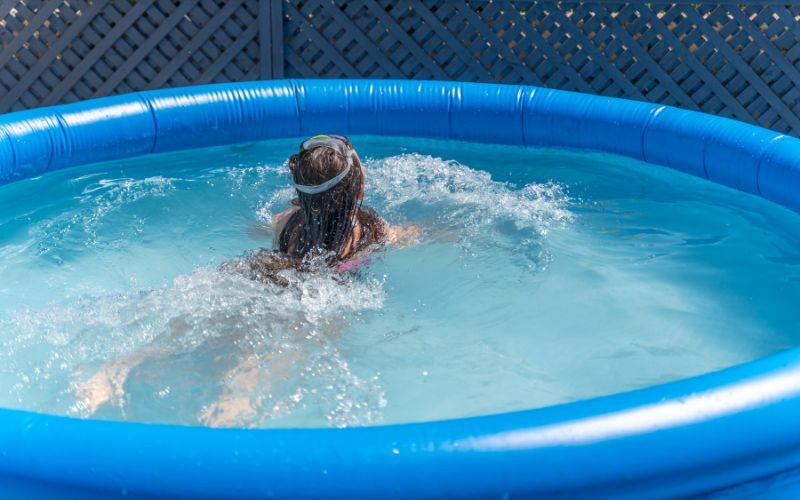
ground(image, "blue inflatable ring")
xmin=2 ymin=80 xmax=800 ymax=499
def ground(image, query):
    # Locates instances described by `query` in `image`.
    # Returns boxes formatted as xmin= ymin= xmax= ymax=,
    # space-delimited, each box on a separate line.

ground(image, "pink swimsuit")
xmin=335 ymin=255 xmax=371 ymax=273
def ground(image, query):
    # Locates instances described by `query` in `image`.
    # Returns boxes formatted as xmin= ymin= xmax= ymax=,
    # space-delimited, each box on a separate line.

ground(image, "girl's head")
xmin=280 ymin=135 xmax=365 ymax=259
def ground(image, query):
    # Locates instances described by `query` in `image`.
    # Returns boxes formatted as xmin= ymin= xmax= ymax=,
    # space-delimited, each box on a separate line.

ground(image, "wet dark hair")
xmin=279 ymin=146 xmax=364 ymax=260
xmin=225 ymin=141 xmax=385 ymax=287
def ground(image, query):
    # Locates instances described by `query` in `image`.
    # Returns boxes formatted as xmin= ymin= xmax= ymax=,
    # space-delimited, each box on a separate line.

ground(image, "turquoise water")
xmin=1 ymin=136 xmax=799 ymax=428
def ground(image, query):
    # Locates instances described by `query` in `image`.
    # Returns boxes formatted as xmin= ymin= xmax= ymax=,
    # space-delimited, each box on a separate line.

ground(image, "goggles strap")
xmin=294 ymin=160 xmax=352 ymax=195
xmin=294 ymin=135 xmax=355 ymax=195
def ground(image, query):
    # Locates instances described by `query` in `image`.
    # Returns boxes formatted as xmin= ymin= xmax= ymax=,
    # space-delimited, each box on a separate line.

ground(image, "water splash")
xmin=0 ymin=266 xmax=386 ymax=428
xmin=33 ymin=176 xmax=177 ymax=259
xmin=0 ymin=149 xmax=573 ymax=428
xmin=367 ymin=153 xmax=573 ymax=268
xmin=256 ymin=186 xmax=294 ymax=225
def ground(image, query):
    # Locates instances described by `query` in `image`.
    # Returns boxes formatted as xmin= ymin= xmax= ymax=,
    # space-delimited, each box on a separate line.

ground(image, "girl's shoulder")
xmin=274 ymin=207 xmax=300 ymax=230
xmin=356 ymin=205 xmax=387 ymax=245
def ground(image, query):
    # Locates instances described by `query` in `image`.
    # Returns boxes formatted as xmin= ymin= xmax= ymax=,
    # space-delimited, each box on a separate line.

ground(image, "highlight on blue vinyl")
xmin=53 ymin=95 xmax=157 ymax=170
xmin=1 ymin=79 xmax=800 ymax=499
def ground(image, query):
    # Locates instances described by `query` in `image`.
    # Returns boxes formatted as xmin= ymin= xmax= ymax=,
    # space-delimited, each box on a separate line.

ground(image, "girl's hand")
xmin=385 ymin=225 xmax=422 ymax=247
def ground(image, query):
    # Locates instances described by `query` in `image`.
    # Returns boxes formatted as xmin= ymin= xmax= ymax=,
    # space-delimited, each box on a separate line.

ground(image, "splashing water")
xmin=0 ymin=140 xmax=569 ymax=428
xmin=368 ymin=153 xmax=573 ymax=270
xmin=35 ymin=176 xmax=177 ymax=259
xmin=2 ymin=265 xmax=387 ymax=427
xmin=1 ymin=136 xmax=800 ymax=428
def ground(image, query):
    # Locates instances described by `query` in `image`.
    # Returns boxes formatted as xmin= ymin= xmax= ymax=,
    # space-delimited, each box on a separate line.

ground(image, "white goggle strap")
xmin=294 ymin=155 xmax=353 ymax=195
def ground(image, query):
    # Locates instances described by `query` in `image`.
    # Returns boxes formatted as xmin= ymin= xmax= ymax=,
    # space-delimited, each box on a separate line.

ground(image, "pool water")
xmin=1 ymin=136 xmax=799 ymax=428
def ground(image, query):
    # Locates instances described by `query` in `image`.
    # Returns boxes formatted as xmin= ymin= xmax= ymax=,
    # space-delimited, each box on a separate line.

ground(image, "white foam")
xmin=0 ymin=266 xmax=386 ymax=427
xmin=33 ymin=176 xmax=177 ymax=257
xmin=369 ymin=153 xmax=572 ymax=227
xmin=367 ymin=153 xmax=573 ymax=268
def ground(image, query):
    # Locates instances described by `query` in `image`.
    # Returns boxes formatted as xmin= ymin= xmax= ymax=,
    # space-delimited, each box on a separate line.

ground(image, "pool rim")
xmin=1 ymin=79 xmax=800 ymax=498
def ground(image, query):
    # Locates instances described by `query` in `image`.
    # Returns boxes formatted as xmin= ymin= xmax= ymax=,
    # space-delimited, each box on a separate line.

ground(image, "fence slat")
xmin=546 ymin=6 xmax=645 ymax=98
xmin=41 ymin=0 xmax=157 ymax=106
xmin=92 ymin=1 xmax=198 ymax=97
xmin=359 ymin=1 xmax=449 ymax=80
xmin=597 ymin=6 xmax=700 ymax=110
xmin=260 ymin=0 xmax=272 ymax=79
xmin=0 ymin=0 xmax=63 ymax=70
xmin=450 ymin=4 xmax=542 ymax=84
xmin=0 ymin=0 xmax=18 ymax=21
xmin=0 ymin=2 xmax=104 ymax=112
xmin=269 ymin=0 xmax=284 ymax=79
xmin=196 ymin=21 xmax=259 ymax=84
xmin=683 ymin=7 xmax=800 ymax=132
xmin=727 ymin=7 xmax=800 ymax=99
xmin=284 ymin=2 xmax=362 ymax=78
xmin=636 ymin=6 xmax=754 ymax=121
xmin=320 ymin=1 xmax=406 ymax=78
xmin=146 ymin=0 xmax=245 ymax=89
xmin=498 ymin=5 xmax=596 ymax=92
xmin=409 ymin=1 xmax=493 ymax=81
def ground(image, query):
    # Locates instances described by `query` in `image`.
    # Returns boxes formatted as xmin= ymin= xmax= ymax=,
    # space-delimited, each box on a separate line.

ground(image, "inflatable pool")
xmin=2 ymin=79 xmax=800 ymax=498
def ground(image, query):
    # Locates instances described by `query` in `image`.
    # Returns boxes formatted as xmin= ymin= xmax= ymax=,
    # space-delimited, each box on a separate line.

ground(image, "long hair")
xmin=279 ymin=147 xmax=363 ymax=260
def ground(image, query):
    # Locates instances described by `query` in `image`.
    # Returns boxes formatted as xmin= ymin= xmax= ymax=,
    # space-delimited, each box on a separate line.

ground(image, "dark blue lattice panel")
xmin=1 ymin=1 xmax=798 ymax=134
xmin=282 ymin=1 xmax=800 ymax=135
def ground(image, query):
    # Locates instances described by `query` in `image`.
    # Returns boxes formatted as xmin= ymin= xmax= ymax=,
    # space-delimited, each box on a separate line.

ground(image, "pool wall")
xmin=1 ymin=80 xmax=800 ymax=498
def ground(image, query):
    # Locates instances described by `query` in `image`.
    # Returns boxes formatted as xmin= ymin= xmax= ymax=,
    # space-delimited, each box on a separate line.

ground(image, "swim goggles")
xmin=293 ymin=134 xmax=354 ymax=195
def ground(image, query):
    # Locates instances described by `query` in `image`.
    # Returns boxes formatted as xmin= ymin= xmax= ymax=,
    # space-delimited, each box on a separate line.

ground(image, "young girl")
xmin=237 ymin=134 xmax=416 ymax=283
xmin=76 ymin=135 xmax=417 ymax=425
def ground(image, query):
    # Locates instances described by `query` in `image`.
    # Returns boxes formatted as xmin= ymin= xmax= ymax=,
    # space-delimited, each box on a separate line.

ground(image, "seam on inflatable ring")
xmin=289 ymin=79 xmax=303 ymax=137
xmin=520 ymin=86 xmax=531 ymax=148
xmin=447 ymin=81 xmax=455 ymax=140
xmin=52 ymin=111 xmax=72 ymax=172
xmin=701 ymin=128 xmax=711 ymax=180
xmin=137 ymin=94 xmax=158 ymax=154
xmin=32 ymin=111 xmax=59 ymax=176
xmin=756 ymin=135 xmax=785 ymax=197
xmin=641 ymin=105 xmax=665 ymax=164
xmin=0 ymin=124 xmax=16 ymax=178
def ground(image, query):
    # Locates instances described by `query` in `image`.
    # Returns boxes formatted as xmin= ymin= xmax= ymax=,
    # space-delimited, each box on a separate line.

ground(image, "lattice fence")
xmin=1 ymin=1 xmax=799 ymax=135
xmin=0 ymin=0 xmax=264 ymax=111
xmin=284 ymin=1 xmax=800 ymax=135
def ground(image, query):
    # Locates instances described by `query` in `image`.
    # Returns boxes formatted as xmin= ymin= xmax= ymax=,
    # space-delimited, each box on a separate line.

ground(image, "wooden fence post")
xmin=260 ymin=0 xmax=284 ymax=79
xmin=0 ymin=1 xmax=798 ymax=134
